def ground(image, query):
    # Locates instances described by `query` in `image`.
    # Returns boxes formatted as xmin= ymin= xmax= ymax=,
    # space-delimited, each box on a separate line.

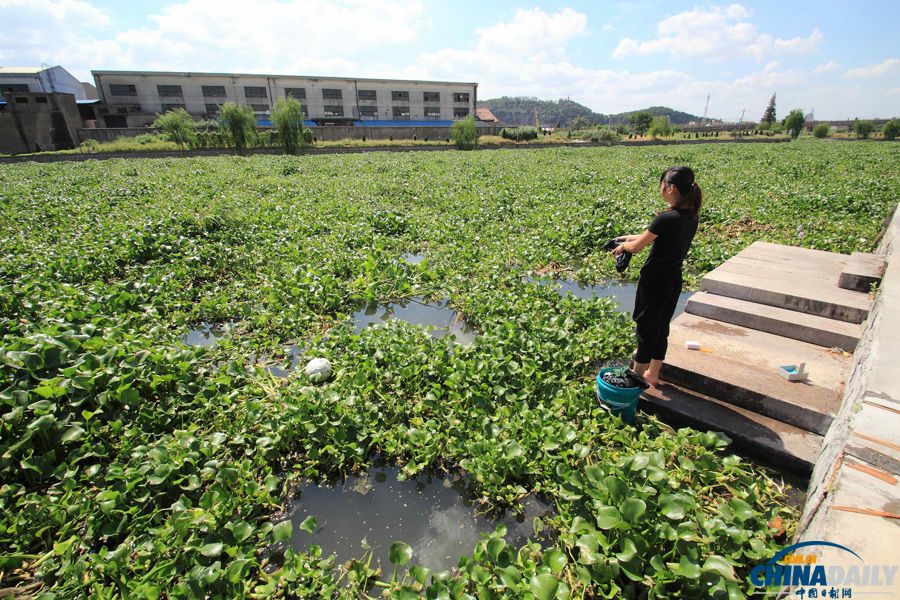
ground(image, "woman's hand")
xmin=615 ymin=230 xmax=658 ymax=255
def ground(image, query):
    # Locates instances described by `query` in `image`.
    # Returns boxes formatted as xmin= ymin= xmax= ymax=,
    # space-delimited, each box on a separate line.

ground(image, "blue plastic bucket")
xmin=596 ymin=368 xmax=641 ymax=424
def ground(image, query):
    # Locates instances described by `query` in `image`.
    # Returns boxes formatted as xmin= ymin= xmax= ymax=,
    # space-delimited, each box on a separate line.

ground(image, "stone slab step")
xmin=640 ymin=382 xmax=823 ymax=474
xmin=700 ymin=241 xmax=873 ymax=324
xmin=838 ymin=252 xmax=886 ymax=292
xmin=685 ymin=292 xmax=863 ymax=351
xmin=661 ymin=313 xmax=848 ymax=435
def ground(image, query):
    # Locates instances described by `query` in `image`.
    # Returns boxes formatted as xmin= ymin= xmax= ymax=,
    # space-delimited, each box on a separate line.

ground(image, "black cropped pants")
xmin=632 ymin=270 xmax=682 ymax=364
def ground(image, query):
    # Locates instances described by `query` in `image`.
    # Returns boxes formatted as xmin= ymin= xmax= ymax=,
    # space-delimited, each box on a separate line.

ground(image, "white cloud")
xmin=474 ymin=7 xmax=586 ymax=61
xmin=813 ymin=60 xmax=840 ymax=74
xmin=0 ymin=0 xmax=427 ymax=80
xmin=0 ymin=1 xmax=895 ymax=119
xmin=844 ymin=58 xmax=900 ymax=78
xmin=612 ymin=4 xmax=822 ymax=61
xmin=0 ymin=0 xmax=110 ymax=27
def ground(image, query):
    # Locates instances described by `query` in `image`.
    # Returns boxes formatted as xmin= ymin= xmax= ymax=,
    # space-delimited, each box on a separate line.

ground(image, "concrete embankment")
xmin=796 ymin=205 xmax=900 ymax=595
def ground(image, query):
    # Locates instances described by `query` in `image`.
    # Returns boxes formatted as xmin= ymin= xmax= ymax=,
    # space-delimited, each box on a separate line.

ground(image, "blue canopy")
xmin=355 ymin=120 xmax=454 ymax=127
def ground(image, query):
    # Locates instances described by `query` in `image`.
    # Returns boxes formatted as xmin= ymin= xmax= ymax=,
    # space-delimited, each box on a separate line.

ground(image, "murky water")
xmin=402 ymin=252 xmax=426 ymax=265
xmin=287 ymin=465 xmax=552 ymax=573
xmin=352 ymin=297 xmax=477 ymax=344
xmin=266 ymin=345 xmax=303 ymax=377
xmin=527 ymin=277 xmax=693 ymax=317
xmin=181 ymin=322 xmax=226 ymax=347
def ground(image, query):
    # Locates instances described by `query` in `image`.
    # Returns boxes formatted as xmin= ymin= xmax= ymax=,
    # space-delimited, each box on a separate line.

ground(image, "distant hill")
xmin=478 ymin=97 xmax=706 ymax=127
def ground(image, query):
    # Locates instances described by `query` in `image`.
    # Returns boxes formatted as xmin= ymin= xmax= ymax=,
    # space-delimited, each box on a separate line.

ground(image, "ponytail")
xmin=661 ymin=166 xmax=702 ymax=220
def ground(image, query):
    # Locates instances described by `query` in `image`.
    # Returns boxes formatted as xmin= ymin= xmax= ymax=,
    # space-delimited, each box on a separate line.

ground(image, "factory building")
xmin=0 ymin=65 xmax=90 ymax=99
xmin=91 ymin=70 xmax=478 ymax=128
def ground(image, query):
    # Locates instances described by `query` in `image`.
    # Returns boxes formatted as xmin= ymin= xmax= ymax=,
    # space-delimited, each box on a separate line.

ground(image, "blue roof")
xmin=77 ymin=99 xmax=100 ymax=104
xmin=256 ymin=118 xmax=318 ymax=127
xmin=356 ymin=120 xmax=454 ymax=127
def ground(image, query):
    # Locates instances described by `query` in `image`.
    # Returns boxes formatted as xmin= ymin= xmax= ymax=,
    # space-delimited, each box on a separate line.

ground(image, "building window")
xmin=35 ymin=96 xmax=48 ymax=104
xmin=322 ymin=88 xmax=342 ymax=100
xmin=392 ymin=106 xmax=410 ymax=119
xmin=358 ymin=105 xmax=377 ymax=118
xmin=161 ymin=103 xmax=186 ymax=112
xmin=358 ymin=89 xmax=376 ymax=101
xmin=250 ymin=103 xmax=270 ymax=112
xmin=285 ymin=87 xmax=306 ymax=100
xmin=244 ymin=86 xmax=268 ymax=99
xmin=453 ymin=92 xmax=470 ymax=103
xmin=117 ymin=107 xmax=128 ymax=114
xmin=104 ymin=115 xmax=128 ymax=128
xmin=424 ymin=91 xmax=440 ymax=102
xmin=0 ymin=83 xmax=29 ymax=93
xmin=14 ymin=97 xmax=29 ymax=103
xmin=424 ymin=107 xmax=441 ymax=119
xmin=453 ymin=108 xmax=470 ymax=118
xmin=202 ymin=85 xmax=226 ymax=97
xmin=110 ymin=84 xmax=137 ymax=96
xmin=391 ymin=91 xmax=409 ymax=102
xmin=324 ymin=105 xmax=344 ymax=117
xmin=157 ymin=84 xmax=183 ymax=97
xmin=205 ymin=103 xmax=220 ymax=114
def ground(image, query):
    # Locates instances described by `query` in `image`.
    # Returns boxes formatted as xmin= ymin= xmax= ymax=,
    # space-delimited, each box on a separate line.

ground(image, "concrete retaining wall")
xmin=797 ymin=202 xmax=900 ymax=560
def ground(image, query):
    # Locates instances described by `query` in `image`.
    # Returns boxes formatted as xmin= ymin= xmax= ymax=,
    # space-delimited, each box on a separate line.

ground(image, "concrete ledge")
xmin=838 ymin=252 xmax=886 ymax=292
xmin=641 ymin=383 xmax=823 ymax=474
xmin=686 ymin=291 xmax=863 ymax=350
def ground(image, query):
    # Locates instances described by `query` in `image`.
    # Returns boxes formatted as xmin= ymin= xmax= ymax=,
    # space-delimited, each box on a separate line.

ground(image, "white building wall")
xmin=92 ymin=71 xmax=477 ymax=127
xmin=0 ymin=66 xmax=86 ymax=99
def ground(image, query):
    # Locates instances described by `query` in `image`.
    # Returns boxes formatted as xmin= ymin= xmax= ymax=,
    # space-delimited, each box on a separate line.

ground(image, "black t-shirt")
xmin=642 ymin=208 xmax=698 ymax=275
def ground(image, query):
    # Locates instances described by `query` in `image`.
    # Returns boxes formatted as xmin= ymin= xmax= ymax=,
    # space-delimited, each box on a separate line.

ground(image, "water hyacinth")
xmin=1 ymin=140 xmax=896 ymax=597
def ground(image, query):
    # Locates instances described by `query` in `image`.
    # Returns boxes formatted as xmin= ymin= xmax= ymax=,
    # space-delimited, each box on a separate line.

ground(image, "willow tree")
xmin=218 ymin=103 xmax=257 ymax=154
xmin=271 ymin=97 xmax=311 ymax=154
xmin=152 ymin=108 xmax=197 ymax=150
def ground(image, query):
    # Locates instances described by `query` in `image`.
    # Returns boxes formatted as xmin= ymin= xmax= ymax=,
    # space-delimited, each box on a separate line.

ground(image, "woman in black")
xmin=611 ymin=166 xmax=701 ymax=387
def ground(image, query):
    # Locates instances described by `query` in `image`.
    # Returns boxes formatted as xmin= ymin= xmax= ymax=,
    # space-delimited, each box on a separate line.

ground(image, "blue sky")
xmin=1 ymin=0 xmax=898 ymax=119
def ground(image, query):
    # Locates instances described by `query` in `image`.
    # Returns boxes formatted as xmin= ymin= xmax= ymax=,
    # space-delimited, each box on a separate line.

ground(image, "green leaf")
xmin=389 ymin=541 xmax=412 ymax=566
xmin=272 ymin=521 xmax=292 ymax=542
xmin=530 ymin=573 xmax=560 ymax=600
xmin=670 ymin=555 xmax=700 ymax=579
xmin=702 ymin=555 xmax=736 ymax=580
xmin=620 ymin=498 xmax=646 ymax=523
xmin=543 ymin=548 xmax=568 ymax=573
xmin=298 ymin=516 xmax=317 ymax=534
xmin=594 ymin=505 xmax=621 ymax=529
xmin=200 ymin=542 xmax=224 ymax=557
xmin=615 ymin=537 xmax=637 ymax=562
xmin=60 ymin=425 xmax=86 ymax=443
xmin=232 ymin=521 xmax=253 ymax=543
xmin=504 ymin=441 xmax=523 ymax=459
xmin=661 ymin=500 xmax=686 ymax=520
xmin=410 ymin=565 xmax=430 ymax=585
xmin=487 ymin=537 xmax=506 ymax=561
xmin=730 ymin=499 xmax=754 ymax=522
xmin=498 ymin=565 xmax=522 ymax=588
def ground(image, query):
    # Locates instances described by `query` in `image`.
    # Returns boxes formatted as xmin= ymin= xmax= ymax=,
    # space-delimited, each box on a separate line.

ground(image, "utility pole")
xmin=701 ymin=94 xmax=710 ymax=127
xmin=738 ymin=108 xmax=745 ymax=125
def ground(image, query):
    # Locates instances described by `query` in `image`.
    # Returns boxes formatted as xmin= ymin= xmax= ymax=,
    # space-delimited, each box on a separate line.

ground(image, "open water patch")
xmin=287 ymin=464 xmax=553 ymax=573
xmin=181 ymin=322 xmax=228 ymax=347
xmin=352 ymin=297 xmax=477 ymax=344
xmin=527 ymin=276 xmax=693 ymax=317
xmin=264 ymin=344 xmax=304 ymax=377
xmin=401 ymin=252 xmax=426 ymax=265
